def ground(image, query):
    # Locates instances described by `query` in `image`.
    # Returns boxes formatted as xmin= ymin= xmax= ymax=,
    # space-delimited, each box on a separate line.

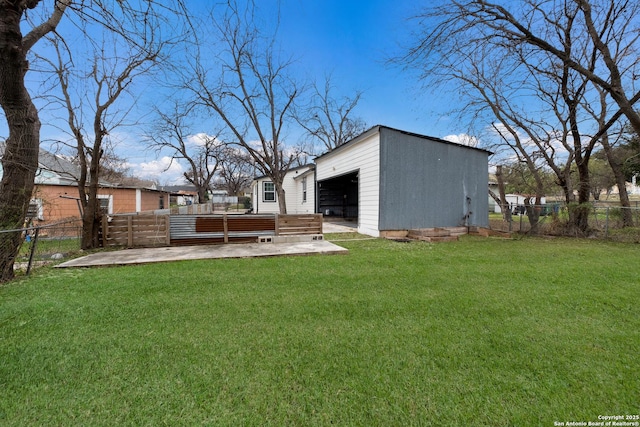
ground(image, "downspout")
xmin=314 ymin=168 xmax=318 ymax=214
xmin=136 ymin=189 xmax=142 ymax=212
xmin=254 ymin=181 xmax=259 ymax=214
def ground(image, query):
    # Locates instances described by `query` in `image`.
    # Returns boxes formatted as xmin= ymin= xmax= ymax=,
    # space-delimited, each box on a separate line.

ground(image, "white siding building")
xmin=315 ymin=129 xmax=381 ymax=236
xmin=250 ymin=126 xmax=490 ymax=237
xmin=252 ymin=164 xmax=316 ymax=214
xmin=315 ymin=126 xmax=490 ymax=237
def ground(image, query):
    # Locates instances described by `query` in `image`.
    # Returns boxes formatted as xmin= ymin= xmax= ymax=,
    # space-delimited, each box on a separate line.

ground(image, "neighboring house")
xmin=0 ymin=143 xmax=169 ymax=226
xmin=252 ymin=164 xmax=316 ymax=214
xmin=162 ymin=185 xmax=199 ymax=206
xmin=211 ymin=189 xmax=238 ymax=205
xmin=315 ymin=126 xmax=490 ymax=237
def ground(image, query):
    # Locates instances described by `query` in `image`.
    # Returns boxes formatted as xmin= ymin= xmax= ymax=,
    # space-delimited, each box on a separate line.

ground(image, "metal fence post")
xmin=26 ymin=228 xmax=40 ymax=276
xmin=605 ymin=207 xmax=609 ymax=239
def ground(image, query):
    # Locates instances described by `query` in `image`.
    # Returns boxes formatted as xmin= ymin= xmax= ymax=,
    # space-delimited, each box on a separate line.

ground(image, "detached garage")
xmin=315 ymin=126 xmax=490 ymax=237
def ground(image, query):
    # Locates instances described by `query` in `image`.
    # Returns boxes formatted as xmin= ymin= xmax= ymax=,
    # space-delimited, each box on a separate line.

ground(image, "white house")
xmin=252 ymin=164 xmax=316 ymax=214
xmin=250 ymin=126 xmax=490 ymax=237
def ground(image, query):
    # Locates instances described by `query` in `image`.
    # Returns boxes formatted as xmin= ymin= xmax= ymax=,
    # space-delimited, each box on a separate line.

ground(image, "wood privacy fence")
xmin=101 ymin=213 xmax=323 ymax=248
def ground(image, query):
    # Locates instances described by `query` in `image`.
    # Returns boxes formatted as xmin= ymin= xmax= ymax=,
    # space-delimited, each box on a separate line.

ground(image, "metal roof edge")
xmin=314 ymin=125 xmax=493 ymax=161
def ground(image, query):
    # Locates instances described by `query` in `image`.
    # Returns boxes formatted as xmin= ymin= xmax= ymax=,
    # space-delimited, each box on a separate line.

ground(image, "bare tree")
xmin=0 ymin=0 xmax=70 ymax=282
xmin=401 ymin=0 xmax=638 ymax=234
xmin=589 ymin=87 xmax=634 ymax=225
xmin=0 ymin=0 xmax=190 ymax=279
xmin=295 ymin=76 xmax=367 ymax=154
xmin=184 ymin=0 xmax=301 ymax=214
xmin=490 ymin=165 xmax=512 ymax=225
xmin=411 ymin=0 xmax=640 ymax=136
xmin=216 ymin=147 xmax=254 ymax=197
xmin=45 ymin=22 xmax=167 ymax=249
xmin=148 ymin=102 xmax=224 ymax=203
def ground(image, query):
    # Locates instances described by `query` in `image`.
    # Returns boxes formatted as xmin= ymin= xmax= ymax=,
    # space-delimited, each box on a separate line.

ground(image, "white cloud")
xmin=186 ymin=132 xmax=220 ymax=147
xmin=128 ymin=156 xmax=187 ymax=185
xmin=443 ymin=133 xmax=479 ymax=147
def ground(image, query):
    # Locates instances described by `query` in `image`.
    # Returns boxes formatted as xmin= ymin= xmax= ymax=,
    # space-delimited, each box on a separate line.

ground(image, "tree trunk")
xmin=276 ymin=185 xmax=287 ymax=214
xmin=599 ymin=121 xmax=633 ymax=227
xmin=495 ymin=165 xmax=512 ymax=225
xmin=81 ymin=174 xmax=102 ymax=250
xmin=0 ymin=102 xmax=39 ymax=281
xmin=571 ymin=159 xmax=591 ymax=235
xmin=524 ymin=196 xmax=541 ymax=235
xmin=197 ymin=186 xmax=207 ymax=204
xmin=80 ymin=141 xmax=103 ymax=250
xmin=0 ymin=8 xmax=41 ymax=282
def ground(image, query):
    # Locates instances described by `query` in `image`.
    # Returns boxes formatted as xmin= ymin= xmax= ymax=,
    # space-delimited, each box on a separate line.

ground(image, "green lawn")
xmin=1 ymin=236 xmax=639 ymax=426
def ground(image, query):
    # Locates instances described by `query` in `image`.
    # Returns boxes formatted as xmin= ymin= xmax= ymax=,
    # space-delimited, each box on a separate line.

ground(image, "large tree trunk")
xmin=571 ymin=159 xmax=592 ymax=234
xmin=276 ymin=185 xmax=287 ymax=214
xmin=81 ymin=194 xmax=101 ymax=250
xmin=495 ymin=165 xmax=512 ymax=225
xmin=0 ymin=102 xmax=40 ymax=281
xmin=0 ymin=7 xmax=41 ymax=282
xmin=80 ymin=135 xmax=103 ymax=250
xmin=524 ymin=196 xmax=542 ymax=235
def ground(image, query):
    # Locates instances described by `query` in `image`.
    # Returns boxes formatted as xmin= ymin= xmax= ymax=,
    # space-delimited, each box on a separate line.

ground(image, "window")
xmin=159 ymin=195 xmax=165 ymax=209
xmin=27 ymin=199 xmax=44 ymax=221
xmin=302 ymin=178 xmax=307 ymax=203
xmin=263 ymin=181 xmax=276 ymax=202
xmin=97 ymin=195 xmax=112 ymax=215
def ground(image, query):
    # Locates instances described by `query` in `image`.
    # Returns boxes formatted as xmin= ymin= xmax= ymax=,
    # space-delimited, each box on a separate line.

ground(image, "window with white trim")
xmin=263 ymin=182 xmax=276 ymax=202
xmin=97 ymin=195 xmax=112 ymax=215
xmin=302 ymin=177 xmax=307 ymax=203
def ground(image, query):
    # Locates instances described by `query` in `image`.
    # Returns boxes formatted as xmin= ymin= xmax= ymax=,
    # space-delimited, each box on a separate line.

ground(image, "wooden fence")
xmin=101 ymin=214 xmax=170 ymax=248
xmin=101 ymin=213 xmax=323 ymax=248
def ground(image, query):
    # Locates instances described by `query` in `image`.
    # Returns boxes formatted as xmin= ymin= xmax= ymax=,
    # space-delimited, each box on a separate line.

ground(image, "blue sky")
xmin=2 ymin=0 xmax=471 ymax=185
xmin=276 ymin=0 xmax=456 ymax=136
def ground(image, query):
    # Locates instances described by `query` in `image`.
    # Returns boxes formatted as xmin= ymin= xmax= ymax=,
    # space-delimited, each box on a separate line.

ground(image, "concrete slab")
xmin=323 ymin=221 xmax=357 ymax=233
xmin=55 ymin=240 xmax=348 ymax=268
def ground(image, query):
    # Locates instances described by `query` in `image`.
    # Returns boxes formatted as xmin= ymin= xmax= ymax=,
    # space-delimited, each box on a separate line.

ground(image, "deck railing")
xmin=101 ymin=213 xmax=323 ymax=248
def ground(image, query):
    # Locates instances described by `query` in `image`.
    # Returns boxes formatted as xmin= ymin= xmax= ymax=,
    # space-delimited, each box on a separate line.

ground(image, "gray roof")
xmin=0 ymin=142 xmax=115 ymax=186
xmin=314 ymin=125 xmax=493 ymax=161
xmin=37 ymin=148 xmax=82 ymax=182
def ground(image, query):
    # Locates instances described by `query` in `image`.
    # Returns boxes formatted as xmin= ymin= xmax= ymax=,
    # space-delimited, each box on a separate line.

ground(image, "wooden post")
xmin=102 ymin=215 xmax=109 ymax=246
xmin=165 ymin=215 xmax=171 ymax=245
xmin=223 ymin=213 xmax=229 ymax=243
xmin=275 ymin=213 xmax=280 ymax=236
xmin=127 ymin=215 xmax=133 ymax=247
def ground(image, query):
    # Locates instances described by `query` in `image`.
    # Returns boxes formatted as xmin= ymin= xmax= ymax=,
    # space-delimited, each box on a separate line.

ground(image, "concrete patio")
xmin=55 ymin=240 xmax=348 ymax=268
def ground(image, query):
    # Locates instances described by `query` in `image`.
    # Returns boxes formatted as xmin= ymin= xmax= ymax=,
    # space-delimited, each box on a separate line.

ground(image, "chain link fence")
xmin=490 ymin=203 xmax=640 ymax=241
xmin=1 ymin=219 xmax=82 ymax=276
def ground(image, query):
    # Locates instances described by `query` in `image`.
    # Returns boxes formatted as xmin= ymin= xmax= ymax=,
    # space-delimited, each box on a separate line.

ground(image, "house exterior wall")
xmin=291 ymin=170 xmax=316 ymax=214
xmin=252 ymin=165 xmax=315 ymax=214
xmin=140 ymin=189 xmax=168 ymax=212
xmin=315 ymin=131 xmax=381 ymax=236
xmin=100 ymin=188 xmax=136 ymax=214
xmin=378 ymin=127 xmax=489 ymax=230
xmin=253 ymin=177 xmax=278 ymax=214
xmin=94 ymin=188 xmax=167 ymax=214
xmin=32 ymin=185 xmax=83 ymax=223
xmin=29 ymin=184 xmax=169 ymax=226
